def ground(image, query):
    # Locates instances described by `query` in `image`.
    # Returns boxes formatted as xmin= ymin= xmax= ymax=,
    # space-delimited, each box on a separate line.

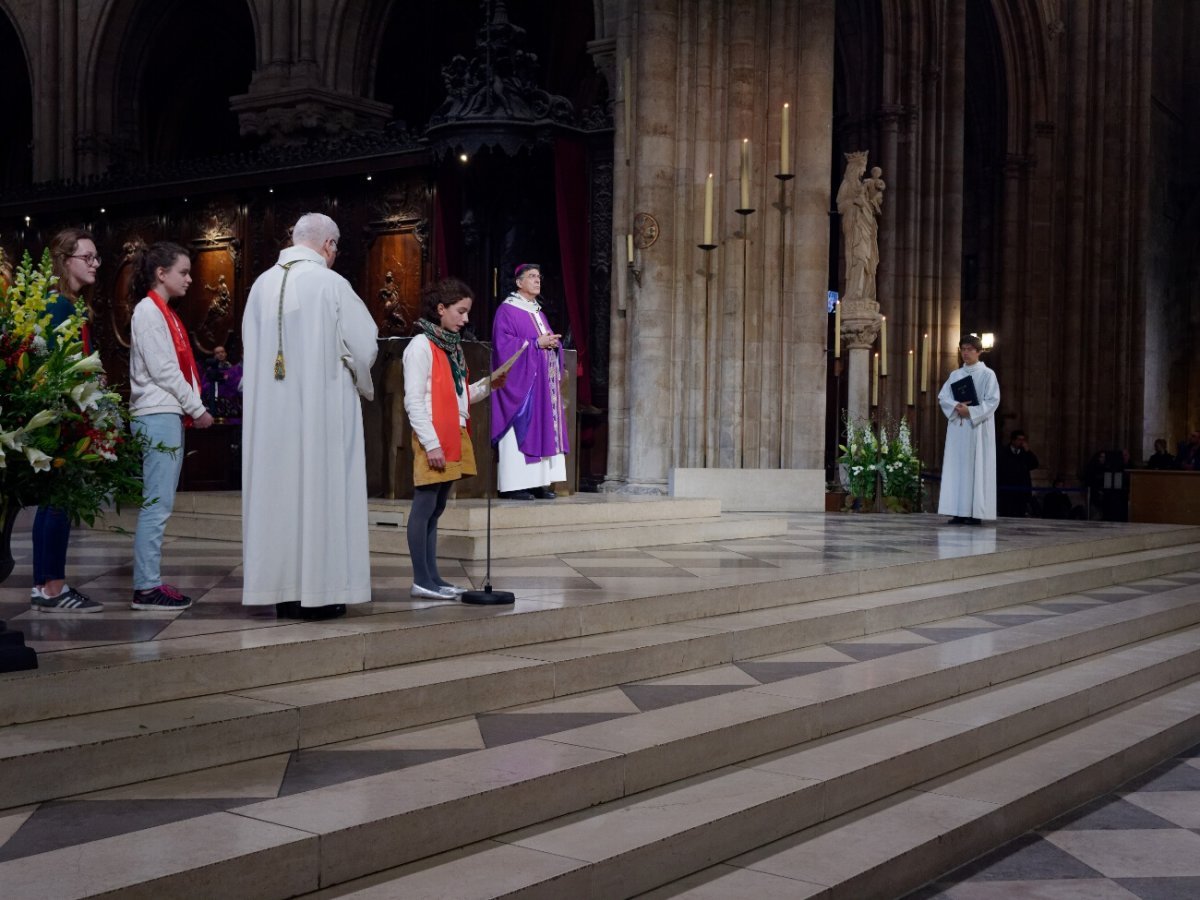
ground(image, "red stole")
xmin=147 ymin=290 xmax=202 ymax=427
xmin=429 ymin=344 xmax=469 ymax=461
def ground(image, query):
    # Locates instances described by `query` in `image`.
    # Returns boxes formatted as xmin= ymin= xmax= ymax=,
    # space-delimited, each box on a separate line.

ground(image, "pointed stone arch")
xmin=0 ymin=2 xmax=33 ymax=189
xmin=82 ymin=0 xmax=258 ymax=172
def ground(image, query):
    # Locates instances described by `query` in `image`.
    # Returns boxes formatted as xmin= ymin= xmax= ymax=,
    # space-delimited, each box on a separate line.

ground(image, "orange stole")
xmin=429 ymin=344 xmax=468 ymax=461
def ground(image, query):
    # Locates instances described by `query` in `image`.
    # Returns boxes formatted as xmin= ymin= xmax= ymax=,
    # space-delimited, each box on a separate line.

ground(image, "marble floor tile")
xmin=475 ymin=710 xmax=631 ymax=747
xmin=633 ymin=663 xmax=763 ymax=687
xmin=940 ymin=834 xmax=1105 ymax=881
xmin=1121 ymin=760 xmax=1200 ymax=792
xmin=278 ymin=748 xmax=473 ymax=795
xmin=734 ymin=659 xmax=853 ymax=683
xmin=1122 ymin=792 xmax=1200 ymax=829
xmin=0 ymin=798 xmax=237 ymax=862
xmin=0 ymin=805 xmax=37 ymax=850
xmin=1043 ymin=830 xmax=1200 ymax=878
xmin=321 ymin=717 xmax=486 ymax=752
xmin=619 ymin=683 xmax=747 ymax=711
xmin=1040 ymin=796 xmax=1181 ymax=831
xmin=1113 ymin=876 xmax=1200 ymax=899
xmin=923 ymin=879 xmax=1142 ymax=898
xmin=505 ymin=687 xmax=643 ymax=715
xmin=76 ymin=755 xmax=292 ymax=801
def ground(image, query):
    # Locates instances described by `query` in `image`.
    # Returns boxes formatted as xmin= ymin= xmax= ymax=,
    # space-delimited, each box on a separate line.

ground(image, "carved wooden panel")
xmin=184 ymin=248 xmax=237 ymax=355
xmin=366 ymin=227 xmax=423 ymax=337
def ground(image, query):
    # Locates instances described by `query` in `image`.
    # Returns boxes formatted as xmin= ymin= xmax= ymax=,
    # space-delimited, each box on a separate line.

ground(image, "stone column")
xmin=622 ymin=0 xmax=678 ymax=492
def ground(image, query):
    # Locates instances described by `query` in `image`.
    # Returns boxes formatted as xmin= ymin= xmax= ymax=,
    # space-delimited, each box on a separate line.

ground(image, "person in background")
xmin=30 ymin=228 xmax=104 ymax=613
xmin=240 ymin=213 xmax=378 ymax=621
xmin=403 ymin=278 xmax=504 ymax=599
xmin=997 ymin=429 xmax=1039 ymax=517
xmin=128 ymin=242 xmax=214 ymax=610
xmin=1176 ymin=430 xmax=1200 ymax=471
xmin=937 ymin=334 xmax=1001 ymax=526
xmin=490 ymin=263 xmax=569 ymax=500
xmin=1147 ymin=438 xmax=1176 ymax=470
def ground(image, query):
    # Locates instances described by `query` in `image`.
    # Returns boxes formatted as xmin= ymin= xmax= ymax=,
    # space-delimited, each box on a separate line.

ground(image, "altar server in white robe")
xmin=241 ymin=213 xmax=379 ymax=619
xmin=937 ymin=334 xmax=1000 ymax=525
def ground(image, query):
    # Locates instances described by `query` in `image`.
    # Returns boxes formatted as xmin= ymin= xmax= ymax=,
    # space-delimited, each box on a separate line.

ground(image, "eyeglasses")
xmin=68 ymin=254 xmax=101 ymax=266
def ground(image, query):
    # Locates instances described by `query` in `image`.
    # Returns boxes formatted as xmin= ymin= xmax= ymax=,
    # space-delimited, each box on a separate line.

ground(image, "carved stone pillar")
xmin=841 ymin=303 xmax=881 ymax=427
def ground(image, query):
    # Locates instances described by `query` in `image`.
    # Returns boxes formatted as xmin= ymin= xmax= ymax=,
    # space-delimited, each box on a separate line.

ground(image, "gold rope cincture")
xmin=273 ymin=259 xmax=311 ymax=380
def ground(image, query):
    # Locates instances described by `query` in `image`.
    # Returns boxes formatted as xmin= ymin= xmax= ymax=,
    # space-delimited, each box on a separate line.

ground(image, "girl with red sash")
xmin=128 ymin=242 xmax=214 ymax=610
xmin=402 ymin=278 xmax=503 ymax=599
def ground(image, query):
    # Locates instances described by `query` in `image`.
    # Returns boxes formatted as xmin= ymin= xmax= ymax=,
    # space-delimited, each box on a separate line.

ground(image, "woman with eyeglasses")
xmin=30 ymin=228 xmax=105 ymax=612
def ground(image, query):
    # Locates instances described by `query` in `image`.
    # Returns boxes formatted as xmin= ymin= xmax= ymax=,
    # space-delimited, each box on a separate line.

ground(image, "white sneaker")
xmin=410 ymin=584 xmax=450 ymax=599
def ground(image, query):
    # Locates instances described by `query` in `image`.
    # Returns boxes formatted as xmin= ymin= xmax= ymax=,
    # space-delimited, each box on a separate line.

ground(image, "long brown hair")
xmin=49 ymin=227 xmax=95 ymax=299
xmin=131 ymin=241 xmax=189 ymax=300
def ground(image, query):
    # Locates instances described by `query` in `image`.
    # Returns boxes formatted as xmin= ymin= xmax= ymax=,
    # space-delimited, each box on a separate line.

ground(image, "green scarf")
xmin=418 ymin=318 xmax=467 ymax=395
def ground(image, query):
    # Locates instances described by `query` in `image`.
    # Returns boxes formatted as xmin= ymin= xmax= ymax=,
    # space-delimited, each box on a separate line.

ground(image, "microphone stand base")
xmin=461 ymin=586 xmax=516 ymax=605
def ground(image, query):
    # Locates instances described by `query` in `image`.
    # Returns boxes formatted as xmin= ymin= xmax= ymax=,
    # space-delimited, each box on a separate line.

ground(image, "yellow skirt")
xmin=413 ymin=427 xmax=477 ymax=486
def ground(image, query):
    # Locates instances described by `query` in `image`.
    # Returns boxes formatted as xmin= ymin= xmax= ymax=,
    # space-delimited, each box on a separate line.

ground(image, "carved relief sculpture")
xmin=378 ymin=270 xmax=408 ymax=336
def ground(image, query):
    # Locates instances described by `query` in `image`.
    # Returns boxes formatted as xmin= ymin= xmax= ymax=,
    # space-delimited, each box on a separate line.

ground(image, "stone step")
xmin=302 ymin=634 xmax=1200 ymax=900
xmin=2 ymin=611 xmax=1196 ymax=900
xmin=640 ymin=678 xmax=1200 ymax=900
xmin=0 ymin=572 xmax=1195 ymax=813
xmin=5 ymin=541 xmax=1198 ymax=730
xmin=99 ymin=493 xmax=758 ymax=559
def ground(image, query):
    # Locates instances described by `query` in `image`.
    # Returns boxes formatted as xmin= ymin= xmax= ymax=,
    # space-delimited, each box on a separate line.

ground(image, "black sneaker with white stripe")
xmin=130 ymin=584 xmax=193 ymax=611
xmin=31 ymin=585 xmax=103 ymax=613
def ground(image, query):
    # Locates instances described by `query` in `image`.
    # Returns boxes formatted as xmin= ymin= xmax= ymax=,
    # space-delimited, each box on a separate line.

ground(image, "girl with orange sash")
xmin=402 ymin=279 xmax=502 ymax=599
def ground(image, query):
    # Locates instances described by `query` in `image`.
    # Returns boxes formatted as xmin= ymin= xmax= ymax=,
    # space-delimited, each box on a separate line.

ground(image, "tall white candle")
xmin=740 ymin=139 xmax=750 ymax=209
xmin=880 ymin=315 xmax=888 ymax=376
xmin=872 ymin=353 xmax=879 ymax=406
xmin=626 ymin=233 xmax=634 ymax=264
xmin=703 ymin=173 xmax=714 ymax=245
xmin=780 ymin=103 xmax=790 ymax=175
xmin=920 ymin=332 xmax=929 ymax=393
xmin=906 ymin=350 xmax=914 ymax=405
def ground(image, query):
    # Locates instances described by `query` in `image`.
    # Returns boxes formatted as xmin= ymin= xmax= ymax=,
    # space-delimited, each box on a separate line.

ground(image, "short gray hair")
xmin=292 ymin=213 xmax=340 ymax=248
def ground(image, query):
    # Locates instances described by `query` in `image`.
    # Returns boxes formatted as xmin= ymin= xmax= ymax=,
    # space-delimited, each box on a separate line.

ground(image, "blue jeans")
xmin=132 ymin=414 xmax=184 ymax=591
xmin=32 ymin=506 xmax=71 ymax=584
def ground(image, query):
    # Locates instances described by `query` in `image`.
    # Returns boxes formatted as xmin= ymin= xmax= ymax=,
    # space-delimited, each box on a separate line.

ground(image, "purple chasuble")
xmin=490 ymin=297 xmax=570 ymax=463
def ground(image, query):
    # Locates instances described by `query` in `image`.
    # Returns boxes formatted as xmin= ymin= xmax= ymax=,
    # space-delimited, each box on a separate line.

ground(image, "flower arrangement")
xmin=837 ymin=415 xmax=922 ymax=512
xmin=837 ymin=417 xmax=879 ymax=505
xmin=879 ymin=418 xmax=922 ymax=511
xmin=0 ymin=250 xmax=147 ymax=525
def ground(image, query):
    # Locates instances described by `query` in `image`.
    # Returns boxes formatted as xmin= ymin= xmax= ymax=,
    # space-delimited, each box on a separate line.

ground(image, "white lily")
xmin=69 ymin=382 xmax=103 ymax=412
xmin=65 ymin=352 xmax=104 ymax=376
xmin=24 ymin=409 xmax=58 ymax=431
xmin=0 ymin=429 xmax=24 ymax=451
xmin=24 ymin=446 xmax=52 ymax=472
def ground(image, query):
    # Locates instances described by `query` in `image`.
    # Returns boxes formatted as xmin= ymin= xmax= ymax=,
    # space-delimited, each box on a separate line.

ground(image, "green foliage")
xmin=0 ymin=251 xmax=150 ymax=523
xmin=837 ymin=415 xmax=922 ymax=511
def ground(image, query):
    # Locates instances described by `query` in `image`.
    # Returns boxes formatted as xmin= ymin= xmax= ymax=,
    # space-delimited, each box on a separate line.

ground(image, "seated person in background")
xmin=201 ymin=345 xmax=244 ymax=419
xmin=1041 ymin=477 xmax=1073 ymax=519
xmin=1147 ymin=438 xmax=1177 ymax=470
xmin=997 ymin=429 xmax=1039 ymax=517
xmin=1177 ymin=430 xmax=1200 ymax=471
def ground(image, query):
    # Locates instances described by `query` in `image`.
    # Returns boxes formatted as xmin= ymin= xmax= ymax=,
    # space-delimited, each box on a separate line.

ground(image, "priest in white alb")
xmin=241 ymin=213 xmax=379 ymax=619
xmin=937 ymin=333 xmax=1000 ymax=525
